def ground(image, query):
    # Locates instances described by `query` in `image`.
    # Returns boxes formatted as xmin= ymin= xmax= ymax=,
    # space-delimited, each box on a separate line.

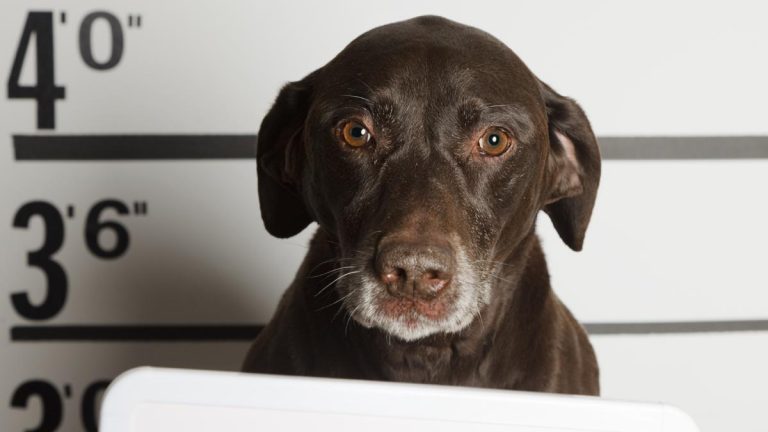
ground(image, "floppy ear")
xmin=539 ymin=81 xmax=601 ymax=251
xmin=257 ymin=80 xmax=314 ymax=238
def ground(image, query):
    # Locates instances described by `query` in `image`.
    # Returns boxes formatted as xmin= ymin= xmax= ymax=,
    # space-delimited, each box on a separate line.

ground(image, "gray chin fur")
xmin=341 ymin=248 xmax=491 ymax=342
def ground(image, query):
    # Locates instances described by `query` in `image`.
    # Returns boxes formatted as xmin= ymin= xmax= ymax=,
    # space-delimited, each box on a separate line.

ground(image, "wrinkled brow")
xmin=318 ymin=94 xmax=397 ymax=126
xmin=457 ymin=101 xmax=536 ymax=142
xmin=342 ymin=94 xmax=398 ymax=124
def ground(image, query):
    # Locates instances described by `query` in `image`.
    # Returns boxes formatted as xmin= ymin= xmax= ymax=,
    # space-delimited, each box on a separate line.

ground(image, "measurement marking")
xmin=585 ymin=320 xmax=768 ymax=335
xmin=8 ymin=320 xmax=768 ymax=342
xmin=60 ymin=11 xmax=66 ymax=24
xmin=10 ymin=324 xmax=263 ymax=341
xmin=67 ymin=205 xmax=74 ymax=218
xmin=11 ymin=135 xmax=768 ymax=161
xmin=128 ymin=15 xmax=142 ymax=28
xmin=133 ymin=201 xmax=147 ymax=215
xmin=13 ymin=135 xmax=257 ymax=160
xmin=598 ymin=136 xmax=768 ymax=159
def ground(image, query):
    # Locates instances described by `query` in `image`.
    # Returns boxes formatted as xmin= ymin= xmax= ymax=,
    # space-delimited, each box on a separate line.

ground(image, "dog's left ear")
xmin=256 ymin=78 xmax=314 ymax=238
xmin=539 ymin=81 xmax=601 ymax=251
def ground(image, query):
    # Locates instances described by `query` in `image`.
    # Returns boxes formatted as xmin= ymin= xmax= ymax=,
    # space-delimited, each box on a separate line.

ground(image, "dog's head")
xmin=257 ymin=16 xmax=600 ymax=341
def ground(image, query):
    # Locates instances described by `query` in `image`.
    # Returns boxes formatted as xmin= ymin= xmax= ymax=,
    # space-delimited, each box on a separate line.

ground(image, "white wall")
xmin=1 ymin=1 xmax=766 ymax=431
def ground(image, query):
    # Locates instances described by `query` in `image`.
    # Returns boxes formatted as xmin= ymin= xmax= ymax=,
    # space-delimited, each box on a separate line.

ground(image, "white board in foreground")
xmin=100 ymin=368 xmax=698 ymax=432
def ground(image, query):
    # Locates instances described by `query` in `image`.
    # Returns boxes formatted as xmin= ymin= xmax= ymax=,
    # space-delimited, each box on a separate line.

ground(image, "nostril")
xmin=381 ymin=268 xmax=405 ymax=285
xmin=419 ymin=270 xmax=451 ymax=296
xmin=423 ymin=269 xmax=444 ymax=281
xmin=382 ymin=267 xmax=407 ymax=298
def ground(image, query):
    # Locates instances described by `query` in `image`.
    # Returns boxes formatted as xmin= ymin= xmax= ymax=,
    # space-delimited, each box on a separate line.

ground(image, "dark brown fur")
xmin=244 ymin=16 xmax=600 ymax=395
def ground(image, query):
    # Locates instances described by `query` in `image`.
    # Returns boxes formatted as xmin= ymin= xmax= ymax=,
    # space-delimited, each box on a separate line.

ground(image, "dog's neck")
xmin=302 ymin=228 xmax=557 ymax=387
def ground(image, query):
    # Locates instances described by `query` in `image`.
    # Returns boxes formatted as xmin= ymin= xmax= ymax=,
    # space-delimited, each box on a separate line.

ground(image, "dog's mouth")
xmin=380 ymin=296 xmax=448 ymax=321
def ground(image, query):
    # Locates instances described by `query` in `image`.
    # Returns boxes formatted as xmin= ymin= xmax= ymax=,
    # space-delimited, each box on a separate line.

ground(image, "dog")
xmin=243 ymin=15 xmax=601 ymax=395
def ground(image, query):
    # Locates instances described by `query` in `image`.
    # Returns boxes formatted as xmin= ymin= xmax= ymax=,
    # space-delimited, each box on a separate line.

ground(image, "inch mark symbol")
xmin=128 ymin=15 xmax=142 ymax=28
xmin=133 ymin=201 xmax=148 ymax=216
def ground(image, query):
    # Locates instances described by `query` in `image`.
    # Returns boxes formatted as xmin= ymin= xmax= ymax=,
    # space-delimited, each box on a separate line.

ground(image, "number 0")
xmin=79 ymin=12 xmax=124 ymax=70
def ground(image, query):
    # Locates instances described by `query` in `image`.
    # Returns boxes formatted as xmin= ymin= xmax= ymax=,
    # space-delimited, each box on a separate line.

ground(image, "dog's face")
xmin=257 ymin=16 xmax=600 ymax=341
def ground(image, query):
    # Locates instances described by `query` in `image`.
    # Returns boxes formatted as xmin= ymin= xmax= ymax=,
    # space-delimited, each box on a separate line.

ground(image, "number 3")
xmin=12 ymin=201 xmax=68 ymax=320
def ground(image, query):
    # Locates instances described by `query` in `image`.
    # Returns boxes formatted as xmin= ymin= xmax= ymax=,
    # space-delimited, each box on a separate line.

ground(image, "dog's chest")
xmin=373 ymin=342 xmax=492 ymax=385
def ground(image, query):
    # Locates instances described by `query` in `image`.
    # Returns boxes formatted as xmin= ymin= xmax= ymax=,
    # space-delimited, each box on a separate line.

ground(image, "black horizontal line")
xmin=9 ymin=320 xmax=768 ymax=342
xmin=598 ymin=136 xmax=768 ymax=159
xmin=10 ymin=324 xmax=263 ymax=342
xmin=584 ymin=320 xmax=768 ymax=335
xmin=11 ymin=134 xmax=768 ymax=161
xmin=13 ymin=134 xmax=257 ymax=160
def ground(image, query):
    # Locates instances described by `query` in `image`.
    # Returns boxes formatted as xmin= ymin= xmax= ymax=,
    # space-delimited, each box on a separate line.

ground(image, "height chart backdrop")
xmin=1 ymin=1 xmax=767 ymax=431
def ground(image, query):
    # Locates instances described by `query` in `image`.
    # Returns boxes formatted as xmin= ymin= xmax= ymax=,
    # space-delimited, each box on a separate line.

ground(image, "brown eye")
xmin=478 ymin=128 xmax=513 ymax=156
xmin=340 ymin=120 xmax=372 ymax=147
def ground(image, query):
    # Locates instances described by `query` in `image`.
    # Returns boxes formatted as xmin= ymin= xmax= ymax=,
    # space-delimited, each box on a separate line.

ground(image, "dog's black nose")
xmin=375 ymin=240 xmax=454 ymax=299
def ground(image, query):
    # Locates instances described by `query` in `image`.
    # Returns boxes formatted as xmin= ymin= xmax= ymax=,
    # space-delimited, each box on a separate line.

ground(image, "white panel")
xmin=100 ymin=368 xmax=699 ymax=432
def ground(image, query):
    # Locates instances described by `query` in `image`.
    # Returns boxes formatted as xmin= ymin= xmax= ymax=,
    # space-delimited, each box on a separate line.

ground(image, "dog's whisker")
xmin=306 ymin=258 xmax=341 ymax=274
xmin=315 ymin=270 xmax=362 ymax=298
xmin=308 ymin=265 xmax=358 ymax=279
xmin=306 ymin=257 xmax=356 ymax=276
xmin=317 ymin=289 xmax=356 ymax=314
xmin=487 ymin=273 xmax=514 ymax=284
xmin=475 ymin=268 xmax=515 ymax=285
xmin=341 ymin=94 xmax=374 ymax=104
xmin=482 ymin=273 xmax=515 ymax=286
xmin=473 ymin=303 xmax=486 ymax=334
xmin=330 ymin=292 xmax=356 ymax=321
xmin=345 ymin=303 xmax=363 ymax=336
xmin=470 ymin=259 xmax=517 ymax=269
xmin=323 ymin=238 xmax=373 ymax=257
xmin=323 ymin=288 xmax=356 ymax=309
xmin=334 ymin=292 xmax=357 ymax=323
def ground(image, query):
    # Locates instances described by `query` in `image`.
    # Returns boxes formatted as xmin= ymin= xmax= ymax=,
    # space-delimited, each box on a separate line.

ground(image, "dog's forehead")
xmin=317 ymin=16 xmax=542 ymax=108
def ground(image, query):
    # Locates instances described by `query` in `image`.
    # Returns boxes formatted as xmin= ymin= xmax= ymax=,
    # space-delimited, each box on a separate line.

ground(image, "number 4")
xmin=7 ymin=12 xmax=66 ymax=129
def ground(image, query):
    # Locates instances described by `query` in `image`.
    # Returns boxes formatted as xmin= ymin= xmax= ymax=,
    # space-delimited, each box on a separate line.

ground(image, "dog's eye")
xmin=478 ymin=128 xmax=513 ymax=156
xmin=339 ymin=120 xmax=373 ymax=148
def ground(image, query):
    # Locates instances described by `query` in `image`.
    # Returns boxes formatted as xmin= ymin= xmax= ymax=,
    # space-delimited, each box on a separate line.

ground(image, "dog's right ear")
xmin=257 ymin=80 xmax=313 ymax=238
xmin=539 ymin=81 xmax=601 ymax=252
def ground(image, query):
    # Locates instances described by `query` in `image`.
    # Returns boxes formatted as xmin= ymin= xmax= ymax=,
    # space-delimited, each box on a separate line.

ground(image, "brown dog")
xmin=243 ymin=15 xmax=601 ymax=395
